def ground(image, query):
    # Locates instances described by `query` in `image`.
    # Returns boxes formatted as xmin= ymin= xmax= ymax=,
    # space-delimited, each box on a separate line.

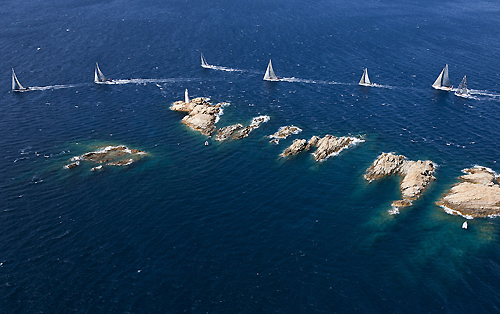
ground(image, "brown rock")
xmin=437 ymin=166 xmax=500 ymax=218
xmin=280 ymin=139 xmax=308 ymax=157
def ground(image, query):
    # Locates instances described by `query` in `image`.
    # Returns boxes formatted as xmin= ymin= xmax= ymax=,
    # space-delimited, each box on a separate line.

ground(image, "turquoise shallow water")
xmin=2 ymin=0 xmax=500 ymax=312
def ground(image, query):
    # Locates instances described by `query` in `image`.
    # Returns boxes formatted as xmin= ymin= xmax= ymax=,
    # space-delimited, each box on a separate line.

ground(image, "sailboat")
xmin=263 ymin=59 xmax=279 ymax=81
xmin=201 ymin=53 xmax=213 ymax=69
xmin=359 ymin=68 xmax=373 ymax=87
xmin=432 ymin=64 xmax=452 ymax=91
xmin=94 ymin=62 xmax=113 ymax=84
xmin=455 ymin=75 xmax=470 ymax=98
xmin=462 ymin=221 xmax=468 ymax=229
xmin=11 ymin=68 xmax=29 ymax=92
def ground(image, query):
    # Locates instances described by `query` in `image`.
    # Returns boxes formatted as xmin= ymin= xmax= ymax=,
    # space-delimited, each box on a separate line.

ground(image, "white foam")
xmin=440 ymin=205 xmax=474 ymax=219
xmin=388 ymin=206 xmax=400 ymax=215
xmin=29 ymin=84 xmax=78 ymax=91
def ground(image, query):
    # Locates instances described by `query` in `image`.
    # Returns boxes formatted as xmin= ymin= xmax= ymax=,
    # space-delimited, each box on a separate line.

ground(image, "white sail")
xmin=12 ymin=68 xmax=27 ymax=91
xmin=462 ymin=221 xmax=468 ymax=229
xmin=263 ymin=59 xmax=278 ymax=81
xmin=455 ymin=75 xmax=469 ymax=98
xmin=94 ymin=62 xmax=110 ymax=83
xmin=432 ymin=64 xmax=452 ymax=90
xmin=201 ymin=53 xmax=210 ymax=68
xmin=185 ymin=89 xmax=190 ymax=103
xmin=359 ymin=68 xmax=372 ymax=86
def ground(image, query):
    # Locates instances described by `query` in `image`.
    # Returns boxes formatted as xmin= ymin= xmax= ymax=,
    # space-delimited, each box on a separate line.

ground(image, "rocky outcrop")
xmin=364 ymin=152 xmax=436 ymax=210
xmin=279 ymin=135 xmax=363 ymax=161
xmin=280 ymin=139 xmax=307 ymax=157
xmin=215 ymin=124 xmax=243 ymax=141
xmin=215 ymin=116 xmax=271 ymax=141
xmin=437 ymin=166 xmax=500 ymax=218
xmin=170 ymin=97 xmax=228 ymax=136
xmin=64 ymin=145 xmax=146 ymax=171
xmin=269 ymin=125 xmax=302 ymax=144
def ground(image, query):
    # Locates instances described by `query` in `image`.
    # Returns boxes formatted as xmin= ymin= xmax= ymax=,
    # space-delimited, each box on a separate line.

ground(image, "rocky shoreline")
xmin=64 ymin=145 xmax=147 ymax=171
xmin=170 ymin=97 xmax=228 ymax=136
xmin=364 ymin=152 xmax=436 ymax=210
xmin=436 ymin=166 xmax=500 ymax=218
xmin=280 ymin=135 xmax=363 ymax=162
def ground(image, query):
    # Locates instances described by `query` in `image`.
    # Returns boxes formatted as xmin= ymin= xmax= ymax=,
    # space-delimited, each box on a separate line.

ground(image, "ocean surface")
xmin=2 ymin=0 xmax=500 ymax=312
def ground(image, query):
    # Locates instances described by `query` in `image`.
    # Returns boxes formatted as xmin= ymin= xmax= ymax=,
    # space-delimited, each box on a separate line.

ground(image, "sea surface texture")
xmin=2 ymin=0 xmax=500 ymax=312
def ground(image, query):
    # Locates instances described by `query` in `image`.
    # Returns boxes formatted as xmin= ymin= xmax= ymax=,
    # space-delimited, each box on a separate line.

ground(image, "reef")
xmin=64 ymin=145 xmax=146 ymax=170
xmin=170 ymin=97 xmax=228 ymax=136
xmin=436 ymin=166 xmax=500 ymax=218
xmin=215 ymin=116 xmax=270 ymax=141
xmin=280 ymin=134 xmax=363 ymax=161
xmin=364 ymin=152 xmax=436 ymax=209
xmin=269 ymin=125 xmax=302 ymax=144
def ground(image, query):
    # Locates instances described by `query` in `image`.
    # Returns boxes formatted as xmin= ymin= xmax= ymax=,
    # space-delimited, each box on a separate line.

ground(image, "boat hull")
xmin=455 ymin=92 xmax=471 ymax=99
xmin=263 ymin=78 xmax=280 ymax=82
xmin=12 ymin=88 xmax=29 ymax=92
xmin=359 ymin=83 xmax=373 ymax=87
xmin=432 ymin=85 xmax=453 ymax=91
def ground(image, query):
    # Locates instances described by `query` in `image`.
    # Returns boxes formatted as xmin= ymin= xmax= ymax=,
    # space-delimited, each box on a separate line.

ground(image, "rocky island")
xmin=64 ymin=145 xmax=147 ymax=170
xmin=364 ymin=152 xmax=436 ymax=211
xmin=280 ymin=134 xmax=363 ymax=162
xmin=436 ymin=166 xmax=500 ymax=218
xmin=215 ymin=116 xmax=270 ymax=141
xmin=269 ymin=125 xmax=302 ymax=144
xmin=170 ymin=97 xmax=228 ymax=136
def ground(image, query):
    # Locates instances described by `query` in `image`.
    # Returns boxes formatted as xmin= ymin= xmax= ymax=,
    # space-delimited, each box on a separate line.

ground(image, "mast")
xmin=263 ymin=59 xmax=278 ymax=81
xmin=12 ymin=68 xmax=26 ymax=91
xmin=359 ymin=68 xmax=371 ymax=85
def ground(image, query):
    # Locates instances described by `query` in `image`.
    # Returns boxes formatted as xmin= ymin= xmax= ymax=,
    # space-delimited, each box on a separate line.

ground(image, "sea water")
xmin=2 ymin=0 xmax=500 ymax=312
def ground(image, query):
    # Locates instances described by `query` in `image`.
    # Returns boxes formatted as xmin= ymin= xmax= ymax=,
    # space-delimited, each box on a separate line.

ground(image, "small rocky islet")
xmin=280 ymin=135 xmax=364 ymax=162
xmin=64 ymin=145 xmax=147 ymax=171
xmin=170 ymin=97 xmax=228 ymax=136
xmin=268 ymin=125 xmax=302 ymax=144
xmin=364 ymin=152 xmax=436 ymax=211
xmin=436 ymin=166 xmax=500 ymax=218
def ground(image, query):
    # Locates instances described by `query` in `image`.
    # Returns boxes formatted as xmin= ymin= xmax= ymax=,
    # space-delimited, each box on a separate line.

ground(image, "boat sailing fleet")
xmin=11 ymin=54 xmax=471 ymax=98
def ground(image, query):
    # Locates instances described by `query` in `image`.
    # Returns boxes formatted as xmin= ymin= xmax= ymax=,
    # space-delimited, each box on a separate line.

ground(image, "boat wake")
xmin=26 ymin=84 xmax=81 ymax=91
xmin=203 ymin=65 xmax=245 ymax=72
xmin=468 ymin=89 xmax=500 ymax=98
xmin=101 ymin=78 xmax=199 ymax=85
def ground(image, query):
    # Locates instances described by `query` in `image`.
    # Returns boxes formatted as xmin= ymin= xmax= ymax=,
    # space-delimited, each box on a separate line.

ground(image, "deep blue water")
xmin=2 ymin=0 xmax=500 ymax=312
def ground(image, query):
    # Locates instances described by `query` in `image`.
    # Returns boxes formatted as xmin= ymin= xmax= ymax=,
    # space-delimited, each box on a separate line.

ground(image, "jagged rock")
xmin=364 ymin=152 xmax=436 ymax=209
xmin=280 ymin=139 xmax=308 ymax=157
xmin=215 ymin=124 xmax=244 ymax=141
xmin=65 ymin=145 xmax=146 ymax=171
xmin=437 ymin=166 xmax=500 ymax=218
xmin=280 ymin=134 xmax=362 ymax=161
xmin=231 ymin=116 xmax=270 ymax=139
xmin=64 ymin=161 xmax=80 ymax=169
xmin=269 ymin=125 xmax=302 ymax=144
xmin=170 ymin=97 xmax=225 ymax=136
xmin=312 ymin=135 xmax=355 ymax=162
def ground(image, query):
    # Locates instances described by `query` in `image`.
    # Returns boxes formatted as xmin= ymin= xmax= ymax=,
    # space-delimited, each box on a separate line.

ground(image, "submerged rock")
xmin=170 ymin=97 xmax=227 ymax=136
xmin=269 ymin=125 xmax=302 ymax=144
xmin=437 ymin=166 xmax=500 ymax=218
xmin=280 ymin=134 xmax=363 ymax=161
xmin=364 ymin=152 xmax=436 ymax=209
xmin=64 ymin=145 xmax=146 ymax=171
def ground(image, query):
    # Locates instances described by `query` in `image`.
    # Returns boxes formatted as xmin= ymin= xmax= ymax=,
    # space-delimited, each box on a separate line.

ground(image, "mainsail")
xmin=12 ymin=68 xmax=27 ymax=91
xmin=201 ymin=53 xmax=210 ymax=68
xmin=455 ymin=75 xmax=469 ymax=97
xmin=94 ymin=62 xmax=109 ymax=83
xmin=263 ymin=59 xmax=278 ymax=81
xmin=432 ymin=64 xmax=451 ymax=90
xmin=359 ymin=68 xmax=371 ymax=86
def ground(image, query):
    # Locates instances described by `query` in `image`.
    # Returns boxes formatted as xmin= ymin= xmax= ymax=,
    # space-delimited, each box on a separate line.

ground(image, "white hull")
xmin=455 ymin=92 xmax=471 ymax=99
xmin=432 ymin=85 xmax=453 ymax=91
xmin=263 ymin=78 xmax=280 ymax=82
xmin=359 ymin=82 xmax=373 ymax=87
